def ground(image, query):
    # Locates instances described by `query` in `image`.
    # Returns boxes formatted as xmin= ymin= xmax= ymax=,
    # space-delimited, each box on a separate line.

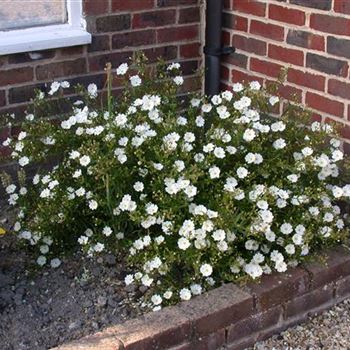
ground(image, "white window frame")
xmin=0 ymin=0 xmax=91 ymax=55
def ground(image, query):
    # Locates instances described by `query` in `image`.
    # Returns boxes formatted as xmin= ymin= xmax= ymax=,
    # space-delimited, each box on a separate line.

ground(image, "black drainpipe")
xmin=204 ymin=0 xmax=235 ymax=96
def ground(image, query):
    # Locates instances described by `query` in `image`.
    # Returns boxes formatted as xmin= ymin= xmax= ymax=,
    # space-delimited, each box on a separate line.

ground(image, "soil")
xmin=0 ymin=203 xmax=138 ymax=350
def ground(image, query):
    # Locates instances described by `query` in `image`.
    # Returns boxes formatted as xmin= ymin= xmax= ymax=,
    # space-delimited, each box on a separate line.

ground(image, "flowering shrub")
xmin=1 ymin=54 xmax=350 ymax=311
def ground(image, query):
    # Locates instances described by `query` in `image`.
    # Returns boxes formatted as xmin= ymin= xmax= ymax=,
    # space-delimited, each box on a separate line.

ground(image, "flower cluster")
xmin=1 ymin=55 xmax=349 ymax=311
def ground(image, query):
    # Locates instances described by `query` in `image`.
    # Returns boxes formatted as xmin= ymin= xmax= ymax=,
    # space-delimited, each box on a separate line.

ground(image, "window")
xmin=0 ymin=0 xmax=91 ymax=55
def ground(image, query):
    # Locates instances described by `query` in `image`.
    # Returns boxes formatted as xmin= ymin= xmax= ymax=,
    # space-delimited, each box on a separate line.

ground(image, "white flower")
xmin=179 ymin=288 xmax=192 ymax=301
xmin=200 ymin=263 xmax=213 ymax=277
xmin=302 ymin=147 xmax=313 ymax=157
xmin=37 ymin=256 xmax=47 ymax=266
xmin=280 ymin=223 xmax=293 ymax=235
xmin=209 ymin=166 xmax=220 ymax=179
xmin=178 ymin=237 xmax=191 ymax=250
xmin=201 ymin=104 xmax=212 ymax=113
xmin=232 ymin=82 xmax=243 ymax=92
xmin=87 ymin=83 xmax=98 ymax=98
xmin=134 ymin=182 xmax=144 ymax=192
xmin=222 ymin=90 xmax=233 ymax=101
xmin=6 ymin=184 xmax=16 ymax=194
xmin=273 ymin=138 xmax=286 ymax=149
xmin=80 ymin=155 xmax=91 ymax=166
xmin=236 ymin=167 xmax=248 ymax=179
xmin=18 ymin=156 xmax=29 ymax=166
xmin=287 ymin=174 xmax=299 ymax=183
xmin=50 ymin=258 xmax=61 ymax=268
xmin=116 ymin=63 xmax=128 ymax=75
xmin=195 ymin=116 xmax=205 ymax=127
xmin=244 ymin=263 xmax=263 ymax=279
xmin=190 ymin=284 xmax=202 ymax=295
xmin=48 ymin=81 xmax=60 ymax=95
xmin=167 ymin=62 xmax=180 ymax=70
xmin=94 ymin=242 xmax=105 ymax=252
xmin=60 ymin=81 xmax=70 ymax=88
xmin=89 ymin=200 xmax=98 ymax=210
xmin=163 ymin=290 xmax=173 ymax=299
xmin=250 ymin=81 xmax=261 ymax=90
xmin=103 ymin=226 xmax=113 ymax=236
xmin=212 ymin=229 xmax=225 ymax=241
xmin=40 ymin=188 xmax=51 ymax=198
xmin=151 ymin=294 xmax=163 ymax=305
xmin=224 ymin=177 xmax=238 ymax=192
xmin=141 ymin=274 xmax=153 ymax=287
xmin=173 ymin=76 xmax=184 ymax=86
xmin=124 ymin=274 xmax=134 ymax=285
xmin=285 ymin=244 xmax=295 ymax=255
xmin=214 ymin=147 xmax=225 ymax=158
xmin=243 ymin=129 xmax=256 ymax=142
xmin=119 ymin=195 xmax=137 ymax=212
xmin=145 ymin=203 xmax=158 ymax=215
xmin=130 ymin=75 xmax=142 ymax=87
xmin=78 ymin=236 xmax=89 ymax=245
xmin=332 ymin=186 xmax=343 ymax=198
xmin=40 ymin=245 xmax=49 ymax=254
xmin=269 ymin=96 xmax=279 ymax=106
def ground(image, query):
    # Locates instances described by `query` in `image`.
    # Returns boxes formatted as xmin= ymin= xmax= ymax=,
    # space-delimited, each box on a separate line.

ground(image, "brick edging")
xmin=53 ymin=245 xmax=350 ymax=350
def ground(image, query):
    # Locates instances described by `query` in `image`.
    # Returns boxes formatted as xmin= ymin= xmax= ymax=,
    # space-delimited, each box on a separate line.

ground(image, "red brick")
xmin=250 ymin=20 xmax=284 ymax=41
xmin=269 ymin=4 xmax=305 ymax=26
xmin=96 ymin=14 xmax=131 ymax=33
xmin=310 ymin=14 xmax=350 ymax=36
xmin=173 ymin=329 xmax=226 ymax=350
xmin=179 ymin=76 xmax=202 ymax=94
xmin=180 ymin=43 xmax=200 ymax=58
xmin=179 ymin=284 xmax=254 ymax=337
xmin=285 ymin=285 xmax=334 ymax=318
xmin=277 ymin=84 xmax=303 ymax=103
xmin=328 ymin=79 xmax=350 ymax=100
xmin=334 ymin=0 xmax=350 ymax=14
xmin=287 ymin=68 xmax=325 ymax=91
xmin=221 ymin=65 xmax=230 ymax=81
xmin=178 ymin=7 xmax=200 ymax=24
xmin=157 ymin=0 xmax=197 ymax=6
xmin=111 ymin=0 xmax=155 ymax=11
xmin=268 ymin=44 xmax=304 ymax=66
xmin=233 ymin=0 xmax=266 ymax=17
xmin=306 ymin=92 xmax=344 ymax=117
xmin=287 ymin=30 xmax=325 ymax=51
xmin=143 ymin=45 xmax=178 ymax=63
xmin=336 ymin=275 xmax=350 ymax=298
xmin=250 ymin=58 xmax=283 ymax=78
xmin=290 ymin=0 xmax=331 ymax=10
xmin=244 ymin=268 xmax=310 ymax=311
xmin=84 ymin=0 xmax=109 ymax=15
xmin=231 ymin=69 xmax=263 ymax=84
xmin=132 ymin=9 xmax=176 ymax=28
xmin=223 ymin=52 xmax=248 ymax=69
xmin=0 ymin=67 xmax=33 ymax=87
xmin=227 ymin=306 xmax=282 ymax=343
xmin=303 ymin=246 xmax=350 ymax=289
xmin=0 ymin=90 xmax=6 ymax=107
xmin=36 ymin=58 xmax=87 ymax=80
xmin=306 ymin=53 xmax=348 ymax=77
xmin=157 ymin=25 xmax=199 ymax=43
xmin=223 ymin=13 xmax=248 ymax=32
xmin=112 ymin=29 xmax=156 ymax=49
xmin=89 ymin=51 xmax=132 ymax=72
xmin=233 ymin=35 xmax=266 ymax=56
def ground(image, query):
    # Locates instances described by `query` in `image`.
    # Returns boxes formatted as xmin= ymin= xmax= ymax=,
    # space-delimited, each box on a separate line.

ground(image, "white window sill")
xmin=0 ymin=24 xmax=92 ymax=55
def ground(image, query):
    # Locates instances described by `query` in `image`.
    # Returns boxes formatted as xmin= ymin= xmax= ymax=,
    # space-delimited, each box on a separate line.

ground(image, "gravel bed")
xmin=250 ymin=298 xmax=350 ymax=350
xmin=0 ymin=232 xmax=139 ymax=350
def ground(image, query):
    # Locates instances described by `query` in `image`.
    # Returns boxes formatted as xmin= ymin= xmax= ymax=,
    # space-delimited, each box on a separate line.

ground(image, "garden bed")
xmin=52 ymin=245 xmax=350 ymax=350
xmin=0 ymin=229 xmax=138 ymax=350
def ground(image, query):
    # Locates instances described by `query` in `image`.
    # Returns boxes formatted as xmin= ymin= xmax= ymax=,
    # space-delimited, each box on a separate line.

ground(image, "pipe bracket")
xmin=203 ymin=46 xmax=235 ymax=56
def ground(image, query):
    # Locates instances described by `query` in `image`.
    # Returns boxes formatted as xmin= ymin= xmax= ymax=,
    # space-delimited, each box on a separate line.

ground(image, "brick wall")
xmin=222 ymin=0 xmax=350 ymax=151
xmin=0 ymin=0 xmax=203 ymax=160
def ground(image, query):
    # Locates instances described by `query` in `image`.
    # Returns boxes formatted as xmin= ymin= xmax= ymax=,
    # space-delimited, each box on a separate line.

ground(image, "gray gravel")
xmin=0 ymin=233 xmax=138 ymax=350
xmin=251 ymin=298 xmax=350 ymax=350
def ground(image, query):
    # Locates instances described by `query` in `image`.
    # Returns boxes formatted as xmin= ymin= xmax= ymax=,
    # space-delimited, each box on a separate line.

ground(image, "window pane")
xmin=0 ymin=0 xmax=67 ymax=31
